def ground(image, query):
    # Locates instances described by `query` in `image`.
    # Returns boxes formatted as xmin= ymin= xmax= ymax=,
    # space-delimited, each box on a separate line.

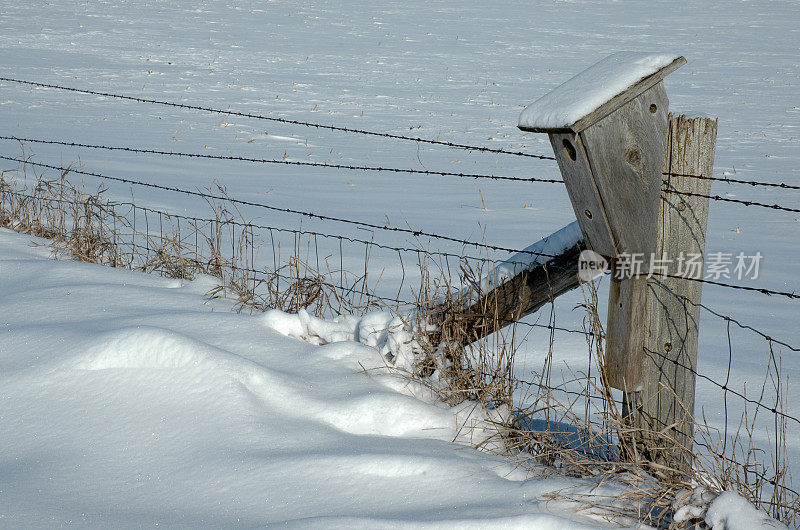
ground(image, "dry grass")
xmin=0 ymin=161 xmax=355 ymax=320
xmin=1 ymin=156 xmax=797 ymax=528
xmin=404 ymin=254 xmax=797 ymax=527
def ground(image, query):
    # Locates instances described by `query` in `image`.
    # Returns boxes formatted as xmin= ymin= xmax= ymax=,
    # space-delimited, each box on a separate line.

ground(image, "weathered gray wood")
xmin=591 ymin=82 xmax=670 ymax=392
xmin=519 ymin=56 xmax=685 ymax=134
xmin=580 ymin=81 xmax=669 ymax=262
xmin=549 ymin=132 xmax=617 ymax=257
xmin=515 ymin=53 xmax=715 ymax=479
xmin=605 ymin=271 xmax=648 ymax=391
xmin=445 ymin=242 xmax=585 ymax=346
xmin=546 ymin=82 xmax=669 ymax=264
xmin=630 ymin=114 xmax=717 ymax=477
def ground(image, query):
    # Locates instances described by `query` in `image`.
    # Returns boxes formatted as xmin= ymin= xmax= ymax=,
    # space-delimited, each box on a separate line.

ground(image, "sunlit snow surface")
xmin=0 ymin=229 xmax=624 ymax=528
xmin=0 ymin=0 xmax=798 ymax=526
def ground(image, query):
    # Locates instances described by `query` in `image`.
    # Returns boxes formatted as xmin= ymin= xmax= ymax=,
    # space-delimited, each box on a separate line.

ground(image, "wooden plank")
xmin=447 ymin=242 xmax=585 ymax=346
xmin=548 ymin=131 xmax=617 ymax=257
xmin=587 ymin=82 xmax=669 ymax=391
xmin=580 ymin=81 xmax=669 ymax=262
xmin=605 ymin=270 xmax=648 ymax=391
xmin=632 ymin=114 xmax=717 ymax=477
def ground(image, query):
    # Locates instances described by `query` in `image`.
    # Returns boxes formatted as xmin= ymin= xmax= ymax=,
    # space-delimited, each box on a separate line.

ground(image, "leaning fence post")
xmin=637 ymin=114 xmax=717 ymax=475
xmin=518 ymin=53 xmax=716 ymax=475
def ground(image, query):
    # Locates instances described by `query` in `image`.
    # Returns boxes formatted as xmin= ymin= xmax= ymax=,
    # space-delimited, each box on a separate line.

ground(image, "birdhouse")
xmin=518 ymin=52 xmax=686 ymax=262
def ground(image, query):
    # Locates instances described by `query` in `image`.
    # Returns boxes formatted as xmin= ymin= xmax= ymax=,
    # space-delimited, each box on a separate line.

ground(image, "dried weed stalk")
xmin=2 ymin=156 xmax=796 ymax=527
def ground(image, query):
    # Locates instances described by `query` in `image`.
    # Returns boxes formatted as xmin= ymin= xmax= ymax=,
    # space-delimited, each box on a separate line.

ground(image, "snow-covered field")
xmin=1 ymin=0 xmax=799 ymax=526
xmin=0 ymin=228 xmax=639 ymax=528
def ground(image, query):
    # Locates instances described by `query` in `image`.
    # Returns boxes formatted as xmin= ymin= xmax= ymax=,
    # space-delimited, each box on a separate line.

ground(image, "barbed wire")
xmin=643 ymin=346 xmax=800 ymax=427
xmin=5 ymin=153 xmax=800 ymax=303
xmin=664 ymin=171 xmax=800 ymax=192
xmin=0 ymin=154 xmax=567 ymax=261
xmin=2 ymin=181 xmax=595 ymax=342
xmin=8 ymin=135 xmax=800 ymax=217
xmin=0 ymin=76 xmax=556 ymax=160
xmin=652 ymin=273 xmax=800 ymax=301
xmin=4 ymin=77 xmax=799 ymax=506
xmin=662 ymin=188 xmax=800 ymax=214
xmin=9 ymin=171 xmax=797 ymax=350
xmin=4 ymin=182 xmax=798 ymax=437
xmin=0 ymin=135 xmax=562 ymax=184
xmin=3 ymin=77 xmax=796 ymax=194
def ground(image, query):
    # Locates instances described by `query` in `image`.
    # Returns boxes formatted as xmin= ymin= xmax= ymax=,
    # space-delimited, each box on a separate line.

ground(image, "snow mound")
xmin=74 ymin=326 xmax=214 ymax=370
xmin=263 ymin=308 xmax=420 ymax=370
xmin=674 ymin=488 xmax=788 ymax=529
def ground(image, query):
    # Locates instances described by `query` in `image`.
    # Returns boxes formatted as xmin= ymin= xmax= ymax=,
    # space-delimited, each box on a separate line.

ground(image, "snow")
xmin=704 ymin=492 xmax=789 ymax=530
xmin=479 ymin=220 xmax=583 ymax=294
xmin=0 ymin=228 xmax=631 ymax=528
xmin=0 ymin=0 xmax=798 ymax=526
xmin=263 ymin=308 xmax=421 ymax=370
xmin=518 ymin=52 xmax=683 ymax=131
xmin=674 ymin=488 xmax=789 ymax=530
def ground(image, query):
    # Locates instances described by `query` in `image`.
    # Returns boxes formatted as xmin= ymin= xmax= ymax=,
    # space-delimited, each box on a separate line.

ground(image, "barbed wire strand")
xmin=661 ymin=273 xmax=800 ymax=301
xmin=7 ymin=135 xmax=799 ymax=217
xmin=664 ymin=171 xmax=800 ymax=192
xmin=6 ymin=153 xmax=800 ymax=303
xmin=662 ymin=188 xmax=800 ymax=214
xmin=0 ymin=76 xmax=556 ymax=160
xmin=0 ymin=135 xmax=562 ymax=184
xmin=0 ymin=155 xmax=565 ymax=262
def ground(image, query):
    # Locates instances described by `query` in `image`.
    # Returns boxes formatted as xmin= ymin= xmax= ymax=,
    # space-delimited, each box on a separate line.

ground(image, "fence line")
xmin=5 ymin=154 xmax=799 ymax=304
xmin=0 ymin=154 xmax=563 ymax=259
xmin=662 ymin=187 xmax=800 ymax=215
xmin=661 ymin=273 xmax=800 ymax=301
xmin=3 ymin=76 xmax=799 ymax=523
xmin=1 ymin=174 xmax=796 ymax=522
xmin=5 ymin=136 xmax=798 ymax=217
xmin=665 ymin=171 xmax=800 ymax=192
xmin=0 ymin=76 xmax=556 ymax=160
xmin=0 ymin=135 xmax=562 ymax=184
xmin=3 ymin=77 xmax=797 ymax=193
xmin=3 ymin=177 xmax=796 ymax=395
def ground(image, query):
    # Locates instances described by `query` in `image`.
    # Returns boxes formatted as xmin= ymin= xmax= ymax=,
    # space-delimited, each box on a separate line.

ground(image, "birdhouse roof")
xmin=518 ymin=52 xmax=685 ymax=133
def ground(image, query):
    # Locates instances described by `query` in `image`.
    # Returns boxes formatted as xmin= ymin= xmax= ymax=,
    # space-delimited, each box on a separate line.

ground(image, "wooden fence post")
xmin=633 ymin=114 xmax=717 ymax=475
xmin=517 ymin=53 xmax=717 ymax=476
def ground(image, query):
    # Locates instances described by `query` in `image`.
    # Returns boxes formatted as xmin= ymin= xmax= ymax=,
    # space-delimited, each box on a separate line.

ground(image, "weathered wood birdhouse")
xmin=517 ymin=53 xmax=718 ymax=476
xmin=518 ymin=52 xmax=686 ymax=263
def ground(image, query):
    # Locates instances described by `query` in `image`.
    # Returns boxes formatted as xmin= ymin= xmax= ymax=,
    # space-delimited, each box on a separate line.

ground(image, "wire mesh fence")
xmin=1 ymin=160 xmax=797 ymax=525
xmin=2 ymin=76 xmax=800 ymax=525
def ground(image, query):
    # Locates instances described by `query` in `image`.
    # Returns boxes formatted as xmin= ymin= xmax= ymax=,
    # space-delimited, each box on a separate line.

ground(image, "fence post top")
xmin=518 ymin=52 xmax=686 ymax=134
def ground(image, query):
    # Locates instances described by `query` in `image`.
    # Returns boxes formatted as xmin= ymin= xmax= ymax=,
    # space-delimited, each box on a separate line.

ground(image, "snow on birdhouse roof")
xmin=518 ymin=52 xmax=685 ymax=133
